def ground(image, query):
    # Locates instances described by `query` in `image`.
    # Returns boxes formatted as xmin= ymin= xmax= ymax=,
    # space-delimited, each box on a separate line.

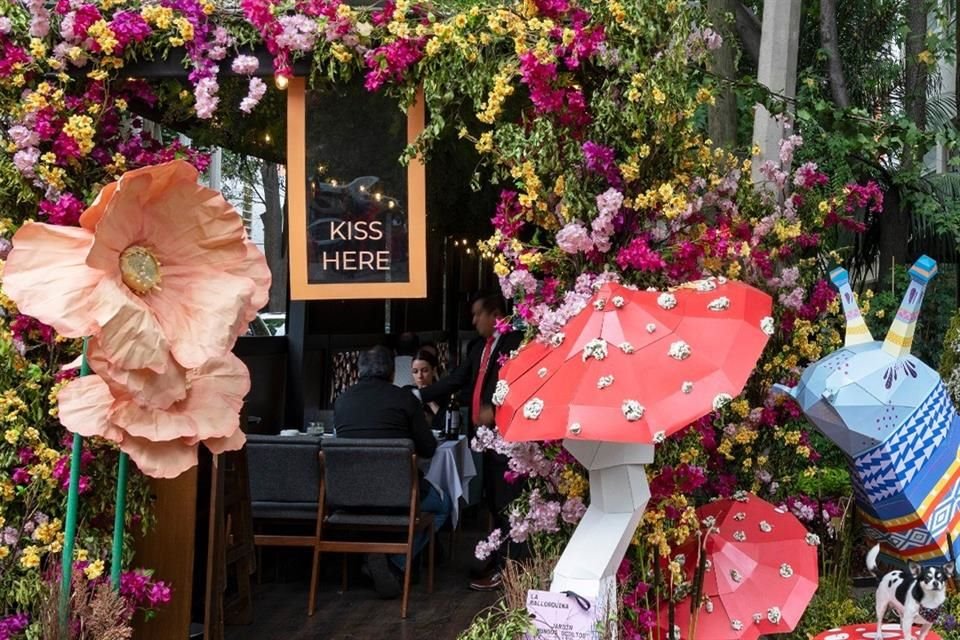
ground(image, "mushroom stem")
xmin=550 ymin=440 xmax=654 ymax=635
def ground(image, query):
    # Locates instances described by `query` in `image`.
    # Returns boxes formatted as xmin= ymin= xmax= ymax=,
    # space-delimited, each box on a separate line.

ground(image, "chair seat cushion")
xmin=325 ymin=511 xmax=412 ymax=527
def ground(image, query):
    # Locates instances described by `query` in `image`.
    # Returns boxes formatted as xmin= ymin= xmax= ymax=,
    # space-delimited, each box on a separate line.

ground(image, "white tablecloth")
xmin=424 ymin=436 xmax=477 ymax=528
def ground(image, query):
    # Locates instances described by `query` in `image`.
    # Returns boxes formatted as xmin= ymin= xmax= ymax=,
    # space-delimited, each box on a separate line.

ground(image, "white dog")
xmin=867 ymin=545 xmax=954 ymax=640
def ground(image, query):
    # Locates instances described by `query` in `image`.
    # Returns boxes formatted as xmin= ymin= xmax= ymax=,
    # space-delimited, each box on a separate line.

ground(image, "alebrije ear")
xmin=943 ymin=561 xmax=956 ymax=577
xmin=829 ymin=266 xmax=873 ymax=346
xmin=882 ymin=255 xmax=938 ymax=358
xmin=908 ymin=561 xmax=922 ymax=577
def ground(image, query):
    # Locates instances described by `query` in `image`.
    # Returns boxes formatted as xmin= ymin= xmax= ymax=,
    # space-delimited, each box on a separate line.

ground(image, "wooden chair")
xmin=311 ymin=438 xmax=435 ymax=618
xmin=247 ymin=435 xmax=323 ymax=596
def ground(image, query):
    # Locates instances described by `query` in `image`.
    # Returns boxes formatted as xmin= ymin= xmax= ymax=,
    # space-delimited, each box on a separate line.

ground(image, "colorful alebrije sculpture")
xmin=776 ymin=256 xmax=960 ymax=566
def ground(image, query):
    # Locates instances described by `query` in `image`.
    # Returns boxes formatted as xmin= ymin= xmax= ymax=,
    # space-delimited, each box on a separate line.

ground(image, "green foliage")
xmin=794 ymin=466 xmax=852 ymax=497
xmin=942 ymin=310 xmax=960 ymax=408
xmin=781 ymin=582 xmax=873 ymax=640
xmin=456 ymin=602 xmax=537 ymax=640
xmin=862 ymin=265 xmax=957 ymax=366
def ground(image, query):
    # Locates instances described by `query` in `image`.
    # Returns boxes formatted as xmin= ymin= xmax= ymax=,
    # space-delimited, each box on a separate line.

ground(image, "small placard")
xmin=525 ymin=589 xmax=600 ymax=640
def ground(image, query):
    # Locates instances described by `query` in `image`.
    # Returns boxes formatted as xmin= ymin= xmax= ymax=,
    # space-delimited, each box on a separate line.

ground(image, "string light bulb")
xmin=264 ymin=132 xmax=271 ymax=143
xmin=274 ymin=74 xmax=289 ymax=90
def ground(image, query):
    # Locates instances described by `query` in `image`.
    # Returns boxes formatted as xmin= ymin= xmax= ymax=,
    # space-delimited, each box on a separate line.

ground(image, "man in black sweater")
xmin=334 ymin=346 xmax=451 ymax=598
xmin=416 ymin=292 xmax=524 ymax=591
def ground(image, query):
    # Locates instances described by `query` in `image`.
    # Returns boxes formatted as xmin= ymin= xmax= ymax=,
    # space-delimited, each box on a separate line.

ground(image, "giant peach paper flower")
xmin=3 ymin=160 xmax=271 ymax=373
xmin=57 ymin=354 xmax=250 ymax=478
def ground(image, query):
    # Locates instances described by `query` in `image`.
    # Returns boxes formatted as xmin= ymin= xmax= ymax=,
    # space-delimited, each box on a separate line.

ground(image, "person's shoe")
xmin=469 ymin=572 xmax=502 ymax=592
xmin=366 ymin=554 xmax=401 ymax=599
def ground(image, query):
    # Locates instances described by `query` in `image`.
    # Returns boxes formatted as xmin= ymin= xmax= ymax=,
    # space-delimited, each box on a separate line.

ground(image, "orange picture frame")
xmin=286 ymin=77 xmax=427 ymax=300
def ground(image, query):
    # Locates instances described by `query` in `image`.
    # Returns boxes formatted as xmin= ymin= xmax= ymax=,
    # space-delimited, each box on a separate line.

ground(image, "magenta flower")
xmin=109 ymin=11 xmax=152 ymax=50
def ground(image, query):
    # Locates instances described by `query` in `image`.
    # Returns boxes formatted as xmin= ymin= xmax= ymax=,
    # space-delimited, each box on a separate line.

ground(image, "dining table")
xmin=421 ymin=435 xmax=477 ymax=528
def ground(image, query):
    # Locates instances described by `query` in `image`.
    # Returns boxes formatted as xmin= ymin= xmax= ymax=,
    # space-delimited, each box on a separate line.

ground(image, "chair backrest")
xmin=321 ymin=438 xmax=415 ymax=511
xmin=246 ymin=434 xmax=322 ymax=505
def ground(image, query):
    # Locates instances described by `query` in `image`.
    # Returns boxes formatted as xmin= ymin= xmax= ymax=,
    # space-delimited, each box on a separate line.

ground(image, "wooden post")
xmin=132 ymin=469 xmax=199 ymax=640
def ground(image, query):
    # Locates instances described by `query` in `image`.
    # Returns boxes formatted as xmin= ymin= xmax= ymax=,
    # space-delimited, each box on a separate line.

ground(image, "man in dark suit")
xmin=416 ymin=291 xmax=524 ymax=591
xmin=334 ymin=346 xmax=452 ymax=599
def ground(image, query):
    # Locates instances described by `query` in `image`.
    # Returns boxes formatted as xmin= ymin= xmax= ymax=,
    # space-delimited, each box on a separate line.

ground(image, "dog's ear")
xmin=908 ymin=561 xmax=922 ymax=577
xmin=943 ymin=561 xmax=956 ymax=577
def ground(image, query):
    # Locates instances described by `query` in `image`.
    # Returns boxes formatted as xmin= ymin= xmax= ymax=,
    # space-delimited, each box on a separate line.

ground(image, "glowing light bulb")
xmin=264 ymin=133 xmax=271 ymax=143
xmin=274 ymin=74 xmax=289 ymax=90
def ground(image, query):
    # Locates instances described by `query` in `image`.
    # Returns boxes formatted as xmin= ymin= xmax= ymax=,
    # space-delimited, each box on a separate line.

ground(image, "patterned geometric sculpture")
xmin=776 ymin=256 xmax=960 ymax=566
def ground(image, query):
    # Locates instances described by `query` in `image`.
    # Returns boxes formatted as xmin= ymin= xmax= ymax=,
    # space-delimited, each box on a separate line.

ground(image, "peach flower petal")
xmin=87 ymin=336 xmax=187 ymax=409
xmin=226 ymin=241 xmax=272 ymax=338
xmin=2 ymin=223 xmax=100 ymax=337
xmin=86 ymin=161 xmax=246 ymax=273
xmin=78 ymin=180 xmax=118 ymax=231
xmin=119 ymin=435 xmax=199 ymax=479
xmin=57 ymin=375 xmax=124 ymax=442
xmin=201 ymin=428 xmax=246 ymax=454
xmin=87 ymin=278 xmax=169 ymax=372
xmin=108 ymin=353 xmax=249 ymax=441
xmin=148 ymin=266 xmax=256 ymax=368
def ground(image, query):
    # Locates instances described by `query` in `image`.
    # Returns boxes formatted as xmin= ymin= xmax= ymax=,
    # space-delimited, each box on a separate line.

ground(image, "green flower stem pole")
xmin=59 ymin=339 xmax=89 ymax=637
xmin=110 ymin=452 xmax=129 ymax=588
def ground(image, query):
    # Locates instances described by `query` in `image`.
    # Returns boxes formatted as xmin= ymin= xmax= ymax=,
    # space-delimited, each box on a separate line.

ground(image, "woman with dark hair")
xmin=410 ymin=348 xmax=444 ymax=430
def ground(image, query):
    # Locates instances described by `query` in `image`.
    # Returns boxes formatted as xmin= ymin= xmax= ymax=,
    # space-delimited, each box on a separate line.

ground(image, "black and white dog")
xmin=867 ymin=544 xmax=955 ymax=640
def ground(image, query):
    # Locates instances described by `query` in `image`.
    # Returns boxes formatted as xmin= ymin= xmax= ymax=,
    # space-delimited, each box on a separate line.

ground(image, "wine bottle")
xmin=446 ymin=394 xmax=461 ymax=440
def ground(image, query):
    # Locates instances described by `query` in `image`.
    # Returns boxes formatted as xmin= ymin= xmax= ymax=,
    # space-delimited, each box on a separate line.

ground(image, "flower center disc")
xmin=119 ymin=245 xmax=161 ymax=295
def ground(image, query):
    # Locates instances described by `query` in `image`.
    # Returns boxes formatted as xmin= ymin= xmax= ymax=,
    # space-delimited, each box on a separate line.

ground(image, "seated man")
xmin=334 ymin=345 xmax=452 ymax=598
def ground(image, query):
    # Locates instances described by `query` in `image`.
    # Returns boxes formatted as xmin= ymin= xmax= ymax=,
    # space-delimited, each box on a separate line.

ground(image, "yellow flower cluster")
xmin=86 ymin=20 xmax=119 ymax=56
xmin=169 ymin=16 xmax=195 ymax=47
xmin=84 ymin=559 xmax=105 ymax=580
xmin=510 ymin=161 xmax=543 ymax=211
xmin=141 ymin=4 xmax=174 ymax=29
xmin=557 ymin=467 xmax=588 ymax=498
xmin=63 ymin=114 xmax=96 ymax=155
xmin=477 ymin=64 xmax=516 ymax=124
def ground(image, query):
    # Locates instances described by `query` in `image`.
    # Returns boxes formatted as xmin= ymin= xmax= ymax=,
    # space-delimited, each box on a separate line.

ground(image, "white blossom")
xmin=681 ymin=381 xmax=694 ymax=394
xmin=653 ymin=430 xmax=665 ymax=443
xmin=582 ymin=338 xmax=609 ymax=361
xmin=612 ymin=296 xmax=625 ymax=308
xmin=733 ymin=530 xmax=746 ymax=542
xmin=805 ymin=532 xmax=821 ymax=546
xmin=622 ymin=400 xmax=645 ymax=421
xmin=708 ymin=296 xmax=730 ymax=311
xmin=568 ymin=423 xmax=582 ymax=435
xmin=619 ymin=342 xmax=635 ymax=354
xmin=668 ymin=340 xmax=692 ymax=360
xmin=779 ymin=563 xmax=793 ymax=578
xmin=713 ymin=393 xmax=733 ymax=410
xmin=492 ymin=380 xmax=509 ymax=406
xmin=759 ymin=520 xmax=772 ymax=533
xmin=767 ymin=607 xmax=782 ymax=624
xmin=597 ymin=375 xmax=615 ymax=389
xmin=550 ymin=333 xmax=565 ymax=347
xmin=523 ymin=398 xmax=544 ymax=420
xmin=646 ymin=322 xmax=657 ymax=333
xmin=761 ymin=316 xmax=775 ymax=336
xmin=657 ymin=292 xmax=677 ymax=309
xmin=593 ymin=298 xmax=606 ymax=311
xmin=696 ymin=279 xmax=718 ymax=292
xmin=730 ymin=570 xmax=742 ymax=583
xmin=731 ymin=619 xmax=743 ymax=631
xmin=537 ymin=367 xmax=548 ymax=378
xmin=733 ymin=512 xmax=746 ymax=521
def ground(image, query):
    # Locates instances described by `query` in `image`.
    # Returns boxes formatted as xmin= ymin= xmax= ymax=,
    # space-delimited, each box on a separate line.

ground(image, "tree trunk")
xmin=734 ymin=1 xmax=761 ymax=65
xmin=819 ymin=0 xmax=849 ymax=109
xmin=708 ymin=0 xmax=739 ymax=147
xmin=260 ymin=162 xmax=288 ymax=312
xmin=878 ymin=0 xmax=929 ymax=276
